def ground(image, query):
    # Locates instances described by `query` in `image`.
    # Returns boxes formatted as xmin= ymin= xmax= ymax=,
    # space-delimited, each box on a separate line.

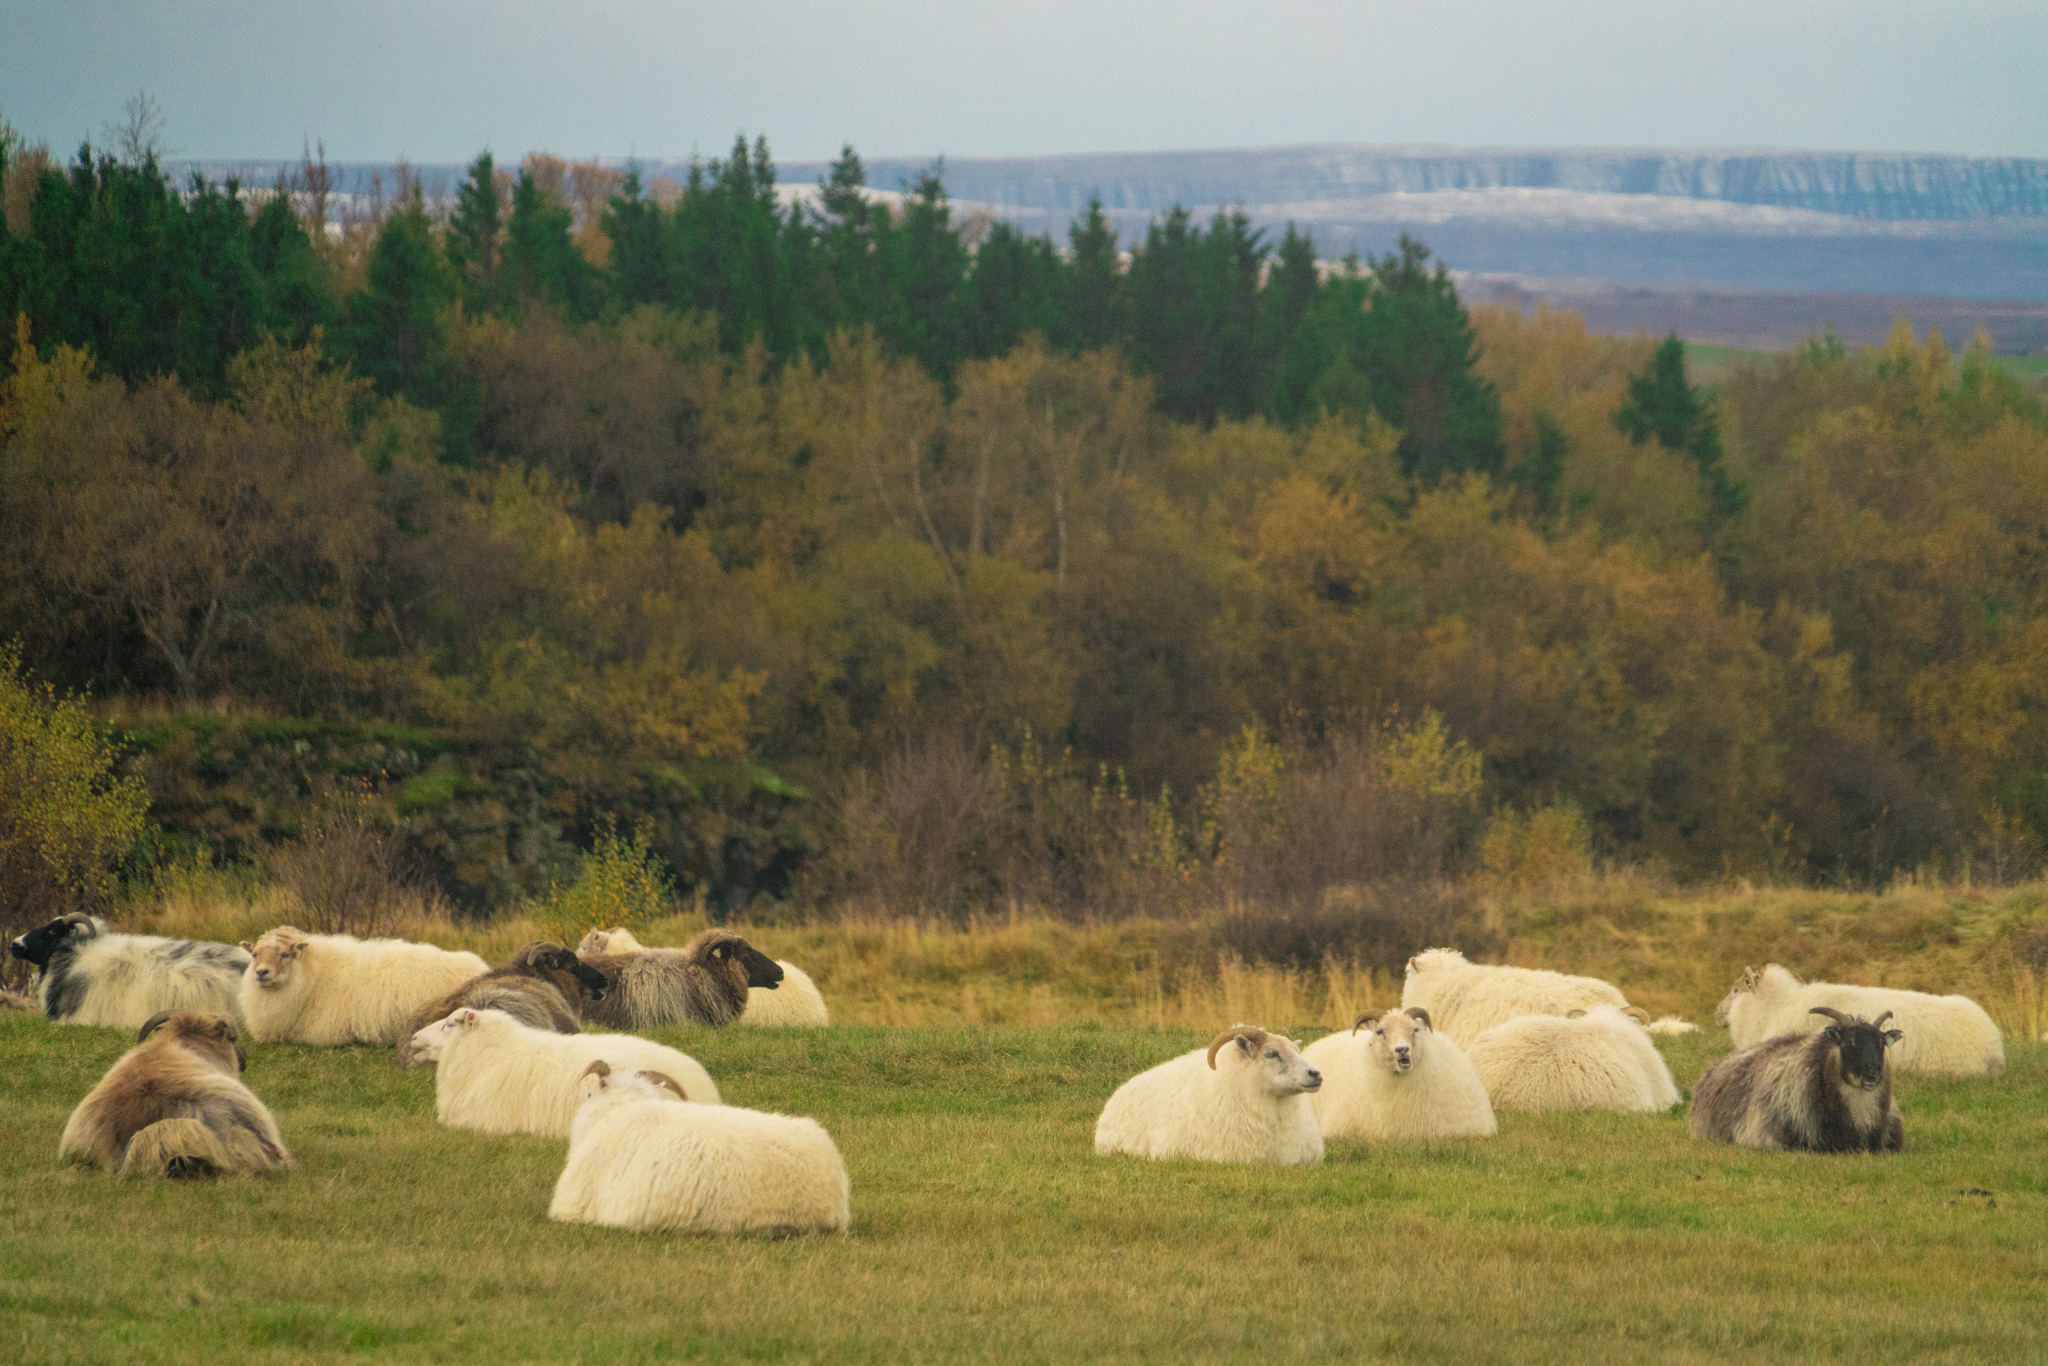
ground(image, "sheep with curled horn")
xmin=1094 ymin=1023 xmax=1324 ymax=1166
xmin=576 ymin=927 xmax=785 ymax=1030
xmin=550 ymin=1060 xmax=852 ymax=1236
xmin=1715 ymin=963 xmax=2003 ymax=1077
xmin=11 ymin=912 xmax=250 ymax=1029
xmin=59 ymin=1011 xmax=289 ymax=1178
xmin=581 ymin=927 xmax=829 ymax=1027
xmin=396 ymin=942 xmax=610 ymax=1068
xmin=1690 ymin=1007 xmax=1905 ymax=1153
xmin=1302 ymin=1006 xmax=1496 ymax=1141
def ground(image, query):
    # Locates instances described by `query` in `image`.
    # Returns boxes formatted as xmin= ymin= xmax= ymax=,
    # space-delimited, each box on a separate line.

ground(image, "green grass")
xmin=2 ymin=1013 xmax=2043 ymax=1364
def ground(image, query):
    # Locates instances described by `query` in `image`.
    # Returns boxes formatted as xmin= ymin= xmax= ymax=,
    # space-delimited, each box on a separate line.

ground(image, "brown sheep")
xmin=578 ymin=928 xmax=783 ymax=1030
xmin=397 ymin=943 xmax=610 ymax=1068
xmin=59 ymin=1012 xmax=290 ymax=1177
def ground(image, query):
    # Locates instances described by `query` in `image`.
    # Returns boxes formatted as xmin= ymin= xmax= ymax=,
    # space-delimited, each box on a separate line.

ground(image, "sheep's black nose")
xmin=8 ymin=940 xmax=28 ymax=959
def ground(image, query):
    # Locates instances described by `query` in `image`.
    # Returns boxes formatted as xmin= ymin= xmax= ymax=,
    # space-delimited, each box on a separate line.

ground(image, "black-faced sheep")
xmin=1465 ymin=1005 xmax=1680 ymax=1113
xmin=406 ymin=1006 xmax=721 ymax=1139
xmin=237 ymin=926 xmax=488 ymax=1046
xmin=1400 ymin=947 xmax=1632 ymax=1044
xmin=1690 ymin=1007 xmax=1905 ymax=1153
xmin=395 ymin=942 xmax=609 ymax=1068
xmin=1302 ymin=1007 xmax=1497 ymax=1140
xmin=11 ymin=913 xmax=250 ymax=1029
xmin=575 ymin=927 xmax=783 ymax=1030
xmin=549 ymin=1061 xmax=852 ymax=1235
xmin=1094 ymin=1024 xmax=1324 ymax=1165
xmin=58 ymin=1011 xmax=290 ymax=1177
xmin=1716 ymin=964 xmax=2004 ymax=1077
xmin=580 ymin=927 xmax=828 ymax=1027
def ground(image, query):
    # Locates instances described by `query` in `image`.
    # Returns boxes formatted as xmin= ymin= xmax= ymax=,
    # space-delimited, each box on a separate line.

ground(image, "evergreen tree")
xmin=1357 ymin=234 xmax=1503 ymax=484
xmin=1060 ymin=198 xmax=1120 ymax=353
xmin=602 ymin=167 xmax=668 ymax=312
xmin=894 ymin=165 xmax=969 ymax=381
xmin=342 ymin=186 xmax=458 ymax=410
xmin=249 ymin=192 xmax=334 ymax=350
xmin=961 ymin=224 xmax=1061 ymax=363
xmin=1614 ymin=334 xmax=1746 ymax=517
xmin=503 ymin=168 xmax=599 ymax=320
xmin=445 ymin=151 xmax=504 ymax=312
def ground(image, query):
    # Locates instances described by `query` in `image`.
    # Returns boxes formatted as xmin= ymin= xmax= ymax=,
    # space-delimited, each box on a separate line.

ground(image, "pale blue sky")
xmin=4 ymin=0 xmax=2044 ymax=165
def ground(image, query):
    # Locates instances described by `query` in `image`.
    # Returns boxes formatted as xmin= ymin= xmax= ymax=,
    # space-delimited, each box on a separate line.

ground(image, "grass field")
xmin=3 ymin=1007 xmax=2043 ymax=1364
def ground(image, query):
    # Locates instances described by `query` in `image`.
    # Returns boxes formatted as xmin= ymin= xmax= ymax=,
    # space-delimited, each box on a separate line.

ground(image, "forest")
xmin=5 ymin=123 xmax=2048 ymax=926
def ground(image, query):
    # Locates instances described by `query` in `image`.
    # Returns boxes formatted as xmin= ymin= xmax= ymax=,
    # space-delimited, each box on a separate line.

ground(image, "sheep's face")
xmin=1713 ymin=968 xmax=1760 ymax=1028
xmin=408 ymin=1008 xmax=479 ymax=1063
xmin=518 ymin=943 xmax=610 ymax=1001
xmin=243 ymin=930 xmax=308 ymax=990
xmin=10 ymin=914 xmax=103 ymax=967
xmin=1359 ymin=1009 xmax=1432 ymax=1075
xmin=578 ymin=927 xmax=644 ymax=957
xmin=1816 ymin=1009 xmax=1903 ymax=1091
xmin=695 ymin=931 xmax=784 ymax=990
xmin=1211 ymin=1027 xmax=1321 ymax=1096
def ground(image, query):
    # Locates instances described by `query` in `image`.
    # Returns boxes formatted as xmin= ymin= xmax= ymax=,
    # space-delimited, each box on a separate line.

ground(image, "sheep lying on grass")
xmin=550 ymin=1061 xmax=851 ymax=1236
xmin=581 ymin=927 xmax=829 ymax=1027
xmin=396 ymin=942 xmax=608 ymax=1068
xmin=1691 ymin=1007 xmax=1905 ymax=1153
xmin=1465 ymin=1005 xmax=1680 ymax=1114
xmin=238 ymin=926 xmax=488 ymax=1046
xmin=1095 ymin=1024 xmax=1324 ymax=1166
xmin=407 ymin=1006 xmax=720 ymax=1139
xmin=1646 ymin=1017 xmax=1699 ymax=1036
xmin=1716 ymin=965 xmax=2004 ymax=1077
xmin=59 ymin=1011 xmax=289 ymax=1177
xmin=11 ymin=913 xmax=250 ymax=1029
xmin=1302 ymin=1007 xmax=1496 ymax=1141
xmin=1400 ymin=948 xmax=1631 ymax=1044
xmin=575 ymin=927 xmax=785 ymax=1029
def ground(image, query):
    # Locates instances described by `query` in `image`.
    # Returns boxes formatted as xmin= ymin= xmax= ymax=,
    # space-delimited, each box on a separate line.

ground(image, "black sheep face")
xmin=705 ymin=938 xmax=785 ymax=990
xmin=1819 ymin=1013 xmax=1903 ymax=1090
xmin=10 ymin=916 xmax=99 ymax=968
xmin=565 ymin=956 xmax=610 ymax=1000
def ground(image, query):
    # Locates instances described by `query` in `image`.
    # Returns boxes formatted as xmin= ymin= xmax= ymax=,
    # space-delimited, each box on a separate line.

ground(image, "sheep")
xmin=1646 ymin=1016 xmax=1699 ymax=1036
xmin=1464 ymin=1004 xmax=1680 ymax=1114
xmin=1301 ymin=1007 xmax=1497 ymax=1141
xmin=1094 ymin=1024 xmax=1324 ymax=1166
xmin=1400 ymin=947 xmax=1631 ymax=1044
xmin=575 ymin=927 xmax=784 ymax=1030
xmin=395 ymin=942 xmax=609 ymax=1068
xmin=550 ymin=1061 xmax=851 ymax=1236
xmin=10 ymin=913 xmax=250 ymax=1030
xmin=1715 ymin=964 xmax=2004 ymax=1078
xmin=58 ymin=1011 xmax=289 ymax=1177
xmin=581 ymin=926 xmax=829 ymax=1028
xmin=1690 ymin=1007 xmax=1905 ymax=1153
xmin=236 ymin=926 xmax=488 ymax=1047
xmin=406 ymin=1006 xmax=721 ymax=1139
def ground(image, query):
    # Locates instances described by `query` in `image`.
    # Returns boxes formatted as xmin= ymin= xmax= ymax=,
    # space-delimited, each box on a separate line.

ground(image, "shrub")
xmin=267 ymin=781 xmax=444 ymax=936
xmin=528 ymin=821 xmax=673 ymax=945
xmin=1479 ymin=801 xmax=1595 ymax=891
xmin=0 ymin=643 xmax=149 ymax=978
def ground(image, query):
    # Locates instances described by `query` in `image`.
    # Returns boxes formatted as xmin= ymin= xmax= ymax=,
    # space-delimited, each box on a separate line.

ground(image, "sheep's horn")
xmin=1622 ymin=1006 xmax=1651 ymax=1025
xmin=580 ymin=1059 xmax=612 ymax=1080
xmin=1352 ymin=1011 xmax=1384 ymax=1035
xmin=137 ymin=1011 xmax=176 ymax=1043
xmin=1207 ymin=1028 xmax=1262 ymax=1069
xmin=1566 ymin=1009 xmax=1588 ymax=1019
xmin=1808 ymin=1006 xmax=1853 ymax=1026
xmin=636 ymin=1070 xmax=689 ymax=1101
xmin=61 ymin=912 xmax=93 ymax=927
xmin=1872 ymin=1010 xmax=1894 ymax=1030
xmin=1403 ymin=1006 xmax=1432 ymax=1028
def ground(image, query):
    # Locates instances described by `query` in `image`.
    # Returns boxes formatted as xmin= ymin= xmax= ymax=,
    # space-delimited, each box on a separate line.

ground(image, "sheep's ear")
xmin=1566 ymin=1009 xmax=1588 ymax=1019
xmin=137 ymin=1011 xmax=176 ymax=1043
xmin=1883 ymin=1029 xmax=1903 ymax=1044
xmin=1403 ymin=1007 xmax=1432 ymax=1029
xmin=456 ymin=1009 xmax=479 ymax=1027
xmin=1352 ymin=1010 xmax=1384 ymax=1035
xmin=239 ymin=941 xmax=252 ymax=952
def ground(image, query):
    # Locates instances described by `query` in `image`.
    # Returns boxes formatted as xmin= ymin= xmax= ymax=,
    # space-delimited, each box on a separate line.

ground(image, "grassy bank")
xmin=1 ymin=1014 xmax=2042 ymax=1364
xmin=103 ymin=873 xmax=2048 ymax=1038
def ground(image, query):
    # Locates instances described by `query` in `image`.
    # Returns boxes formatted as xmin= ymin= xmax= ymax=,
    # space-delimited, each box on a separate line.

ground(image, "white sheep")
xmin=1302 ymin=1007 xmax=1497 ymax=1141
xmin=406 ymin=1007 xmax=721 ymax=1139
xmin=1465 ymin=1005 xmax=1679 ymax=1113
xmin=579 ymin=927 xmax=829 ymax=1027
xmin=1646 ymin=1017 xmax=1699 ymax=1036
xmin=549 ymin=1061 xmax=851 ymax=1236
xmin=1715 ymin=965 xmax=2005 ymax=1078
xmin=11 ymin=913 xmax=249 ymax=1029
xmin=236 ymin=926 xmax=488 ymax=1046
xmin=1094 ymin=1024 xmax=1324 ymax=1166
xmin=1400 ymin=947 xmax=1631 ymax=1044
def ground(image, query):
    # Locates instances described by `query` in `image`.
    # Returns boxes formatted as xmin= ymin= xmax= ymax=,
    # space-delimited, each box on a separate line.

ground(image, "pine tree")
xmin=1357 ymin=234 xmax=1503 ymax=484
xmin=342 ymin=186 xmax=457 ymax=409
xmin=1614 ymin=334 xmax=1745 ymax=517
xmin=445 ymin=152 xmax=503 ymax=312
xmin=1060 ymin=198 xmax=1120 ymax=353
xmin=504 ymin=168 xmax=599 ymax=320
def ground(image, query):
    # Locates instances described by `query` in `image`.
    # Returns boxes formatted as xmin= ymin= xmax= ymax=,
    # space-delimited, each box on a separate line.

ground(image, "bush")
xmin=527 ymin=821 xmax=673 ymax=946
xmin=0 ymin=643 xmax=149 ymax=980
xmin=267 ymin=781 xmax=445 ymax=937
xmin=1479 ymin=801 xmax=1595 ymax=891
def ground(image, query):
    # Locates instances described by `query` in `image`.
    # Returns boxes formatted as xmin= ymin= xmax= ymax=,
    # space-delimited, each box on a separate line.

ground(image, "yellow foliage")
xmin=527 ymin=821 xmax=674 ymax=946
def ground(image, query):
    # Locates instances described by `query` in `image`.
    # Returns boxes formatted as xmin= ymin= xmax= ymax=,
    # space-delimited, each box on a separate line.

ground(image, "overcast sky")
xmin=5 ymin=0 xmax=2045 ymax=166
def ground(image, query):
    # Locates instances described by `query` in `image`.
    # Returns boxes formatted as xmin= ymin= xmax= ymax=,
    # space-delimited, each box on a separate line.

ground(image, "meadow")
xmin=4 ymin=878 xmax=2046 ymax=1364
